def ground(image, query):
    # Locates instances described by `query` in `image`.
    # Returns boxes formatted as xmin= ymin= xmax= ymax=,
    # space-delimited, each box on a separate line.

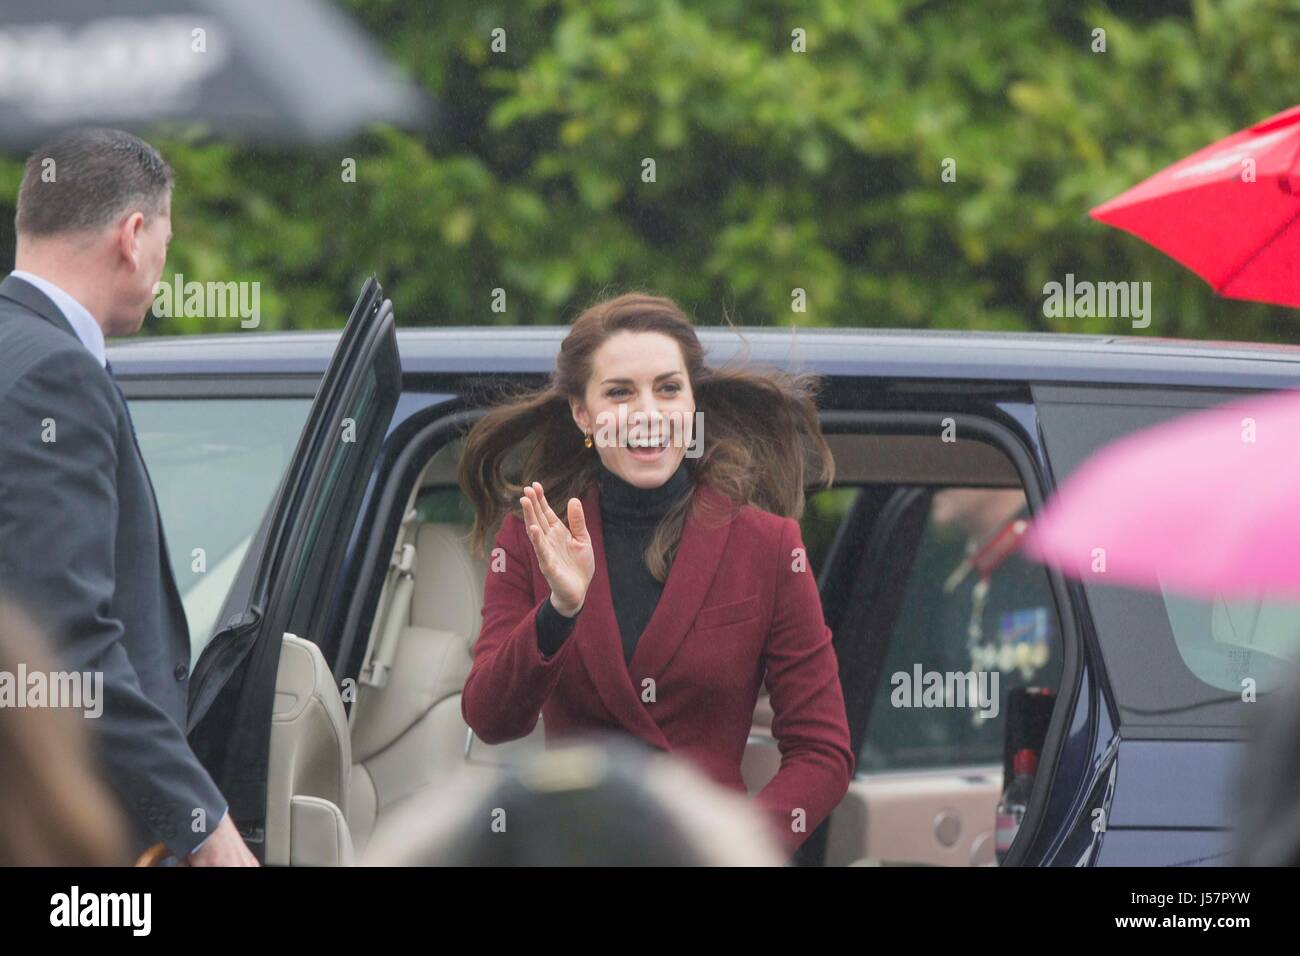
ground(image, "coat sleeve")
xmin=753 ymin=516 xmax=856 ymax=855
xmin=461 ymin=511 xmax=581 ymax=744
xmin=0 ymin=349 xmax=226 ymax=858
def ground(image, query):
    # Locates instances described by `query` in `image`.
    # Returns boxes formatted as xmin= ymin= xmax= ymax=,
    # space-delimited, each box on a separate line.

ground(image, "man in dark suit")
xmin=0 ymin=128 xmax=256 ymax=865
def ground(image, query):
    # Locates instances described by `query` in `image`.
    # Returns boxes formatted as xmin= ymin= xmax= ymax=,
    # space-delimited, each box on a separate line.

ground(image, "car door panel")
xmin=827 ymin=769 xmax=1002 ymax=866
xmin=187 ymin=277 xmax=401 ymax=862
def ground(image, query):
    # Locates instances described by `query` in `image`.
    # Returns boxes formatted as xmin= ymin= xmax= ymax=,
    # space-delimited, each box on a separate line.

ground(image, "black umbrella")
xmin=0 ymin=0 xmax=432 ymax=148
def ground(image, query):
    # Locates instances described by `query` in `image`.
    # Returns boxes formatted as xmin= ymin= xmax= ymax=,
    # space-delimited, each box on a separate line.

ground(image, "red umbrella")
xmin=1091 ymin=104 xmax=1300 ymax=307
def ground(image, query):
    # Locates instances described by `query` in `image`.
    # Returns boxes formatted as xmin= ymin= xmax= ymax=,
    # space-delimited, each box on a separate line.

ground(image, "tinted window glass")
xmin=416 ymin=485 xmax=475 ymax=524
xmin=857 ymin=488 xmax=1063 ymax=772
xmin=283 ymin=368 xmax=380 ymax=619
xmin=130 ymin=397 xmax=311 ymax=661
xmin=1035 ymin=385 xmax=1300 ymax=731
xmin=802 ymin=487 xmax=860 ymax=577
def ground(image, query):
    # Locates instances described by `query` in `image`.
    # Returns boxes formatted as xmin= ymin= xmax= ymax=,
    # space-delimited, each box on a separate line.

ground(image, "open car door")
xmin=186 ymin=277 xmax=400 ymax=864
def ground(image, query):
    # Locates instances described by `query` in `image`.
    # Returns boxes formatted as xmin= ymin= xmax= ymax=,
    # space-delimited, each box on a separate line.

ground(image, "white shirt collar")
xmin=9 ymin=269 xmax=107 ymax=368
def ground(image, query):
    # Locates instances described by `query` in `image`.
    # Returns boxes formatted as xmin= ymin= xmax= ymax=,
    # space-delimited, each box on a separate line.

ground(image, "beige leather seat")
xmin=266 ymin=633 xmax=354 ymax=866
xmin=346 ymin=511 xmax=791 ymax=858
xmin=347 ymin=521 xmax=545 ymax=854
xmin=740 ymin=683 xmax=780 ymax=793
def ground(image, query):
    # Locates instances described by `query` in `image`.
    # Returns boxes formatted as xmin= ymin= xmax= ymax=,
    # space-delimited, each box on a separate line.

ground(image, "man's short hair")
xmin=15 ymin=127 xmax=173 ymax=238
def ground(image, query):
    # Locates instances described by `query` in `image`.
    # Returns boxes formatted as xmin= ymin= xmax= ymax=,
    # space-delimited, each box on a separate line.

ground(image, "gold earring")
xmin=583 ymin=432 xmax=593 ymax=449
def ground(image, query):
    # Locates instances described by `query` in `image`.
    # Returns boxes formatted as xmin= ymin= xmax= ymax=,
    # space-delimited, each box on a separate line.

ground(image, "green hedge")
xmin=1 ymin=0 xmax=1296 ymax=340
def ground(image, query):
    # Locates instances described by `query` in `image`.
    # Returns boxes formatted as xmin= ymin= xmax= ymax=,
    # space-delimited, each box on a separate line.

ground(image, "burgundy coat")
xmin=461 ymin=477 xmax=856 ymax=856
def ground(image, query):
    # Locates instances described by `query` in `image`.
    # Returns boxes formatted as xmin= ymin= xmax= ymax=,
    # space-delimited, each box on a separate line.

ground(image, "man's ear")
xmin=115 ymin=212 xmax=145 ymax=271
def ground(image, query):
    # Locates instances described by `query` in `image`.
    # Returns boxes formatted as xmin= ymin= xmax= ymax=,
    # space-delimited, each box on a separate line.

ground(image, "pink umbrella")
xmin=1022 ymin=388 xmax=1300 ymax=599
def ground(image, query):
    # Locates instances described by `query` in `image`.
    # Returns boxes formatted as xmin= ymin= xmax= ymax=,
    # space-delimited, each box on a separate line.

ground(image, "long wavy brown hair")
xmin=457 ymin=291 xmax=834 ymax=582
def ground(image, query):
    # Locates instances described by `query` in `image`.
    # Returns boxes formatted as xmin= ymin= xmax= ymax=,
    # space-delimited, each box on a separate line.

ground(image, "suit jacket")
xmin=0 ymin=273 xmax=225 ymax=858
xmin=462 ymin=476 xmax=856 ymax=856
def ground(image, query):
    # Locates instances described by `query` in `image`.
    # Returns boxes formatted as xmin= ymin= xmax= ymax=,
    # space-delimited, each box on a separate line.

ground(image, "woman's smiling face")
xmin=571 ymin=331 xmax=696 ymax=489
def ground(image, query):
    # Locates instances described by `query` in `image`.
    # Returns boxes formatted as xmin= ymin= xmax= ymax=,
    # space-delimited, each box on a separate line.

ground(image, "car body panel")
xmin=112 ymin=326 xmax=1300 ymax=389
xmin=112 ymin=324 xmax=1290 ymax=865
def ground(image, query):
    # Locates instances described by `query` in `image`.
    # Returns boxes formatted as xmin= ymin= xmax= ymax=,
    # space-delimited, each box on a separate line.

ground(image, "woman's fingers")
xmin=567 ymin=497 xmax=588 ymax=543
xmin=520 ymin=496 xmax=552 ymax=567
xmin=519 ymin=495 xmax=535 ymax=541
xmin=534 ymin=482 xmax=562 ymax=528
xmin=524 ymin=484 xmax=556 ymax=533
xmin=525 ymin=483 xmax=568 ymax=544
xmin=530 ymin=482 xmax=563 ymax=532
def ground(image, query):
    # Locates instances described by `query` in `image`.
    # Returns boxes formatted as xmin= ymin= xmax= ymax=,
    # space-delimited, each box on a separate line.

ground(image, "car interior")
xmin=260 ymin=429 xmax=1067 ymax=866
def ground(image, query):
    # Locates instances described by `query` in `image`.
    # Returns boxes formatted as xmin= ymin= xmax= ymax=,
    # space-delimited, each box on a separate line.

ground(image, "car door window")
xmin=281 ymin=365 xmax=382 ymax=630
xmin=857 ymin=487 xmax=1064 ymax=773
xmin=130 ymin=397 xmax=312 ymax=661
xmin=1035 ymin=385 xmax=1300 ymax=730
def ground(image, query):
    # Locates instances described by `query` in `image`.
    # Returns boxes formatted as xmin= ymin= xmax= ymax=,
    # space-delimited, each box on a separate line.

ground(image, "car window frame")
xmin=816 ymin=409 xmax=1086 ymax=867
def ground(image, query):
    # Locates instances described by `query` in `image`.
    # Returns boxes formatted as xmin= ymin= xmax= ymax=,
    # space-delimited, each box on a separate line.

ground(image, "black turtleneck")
xmin=535 ymin=458 xmax=694 ymax=663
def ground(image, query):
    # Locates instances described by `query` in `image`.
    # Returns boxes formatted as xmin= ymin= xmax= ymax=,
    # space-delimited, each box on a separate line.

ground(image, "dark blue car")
xmin=107 ymin=279 xmax=1300 ymax=866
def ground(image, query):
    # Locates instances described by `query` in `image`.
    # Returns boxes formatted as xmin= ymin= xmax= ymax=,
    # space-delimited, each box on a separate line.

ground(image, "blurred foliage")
xmin=1 ymin=0 xmax=1298 ymax=341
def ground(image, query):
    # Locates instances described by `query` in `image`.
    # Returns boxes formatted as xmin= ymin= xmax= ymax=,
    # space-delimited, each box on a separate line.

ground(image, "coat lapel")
xmin=572 ymin=476 xmax=737 ymax=749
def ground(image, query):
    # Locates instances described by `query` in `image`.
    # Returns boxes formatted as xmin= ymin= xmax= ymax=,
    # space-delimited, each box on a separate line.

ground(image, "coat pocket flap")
xmin=695 ymin=594 xmax=761 ymax=630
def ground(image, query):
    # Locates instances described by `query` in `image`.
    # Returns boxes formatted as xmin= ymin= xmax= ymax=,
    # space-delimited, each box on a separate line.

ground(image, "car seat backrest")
xmin=267 ymin=633 xmax=354 ymax=866
xmin=349 ymin=521 xmax=524 ymax=852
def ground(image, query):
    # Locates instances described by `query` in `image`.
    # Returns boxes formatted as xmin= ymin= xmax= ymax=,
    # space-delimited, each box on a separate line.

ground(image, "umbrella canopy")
xmin=1022 ymin=387 xmax=1300 ymax=600
xmin=1091 ymin=104 xmax=1300 ymax=308
xmin=0 ymin=0 xmax=431 ymax=147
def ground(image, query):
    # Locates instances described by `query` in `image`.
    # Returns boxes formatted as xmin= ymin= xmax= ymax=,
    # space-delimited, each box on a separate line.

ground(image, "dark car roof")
xmin=105 ymin=325 xmax=1300 ymax=389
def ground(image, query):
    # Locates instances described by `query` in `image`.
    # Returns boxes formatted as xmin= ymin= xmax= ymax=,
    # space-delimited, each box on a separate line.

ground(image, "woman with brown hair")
xmin=457 ymin=291 xmax=854 ymax=857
